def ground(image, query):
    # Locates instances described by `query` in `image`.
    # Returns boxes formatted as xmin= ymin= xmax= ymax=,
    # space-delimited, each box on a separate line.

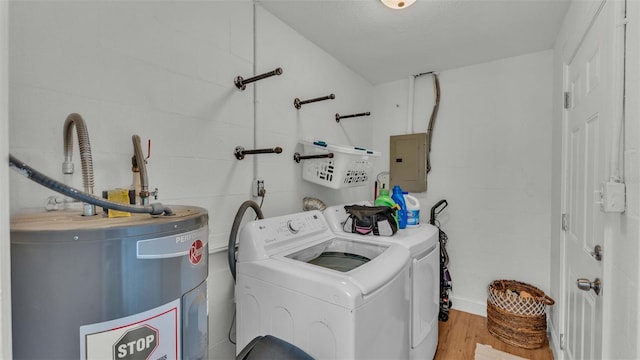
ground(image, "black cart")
xmin=430 ymin=200 xmax=452 ymax=322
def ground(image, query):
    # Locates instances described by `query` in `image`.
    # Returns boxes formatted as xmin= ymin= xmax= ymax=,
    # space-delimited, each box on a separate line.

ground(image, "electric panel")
xmin=390 ymin=133 xmax=427 ymax=192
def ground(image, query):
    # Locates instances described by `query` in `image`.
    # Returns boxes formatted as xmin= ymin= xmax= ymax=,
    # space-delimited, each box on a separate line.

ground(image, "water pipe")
xmin=62 ymin=113 xmax=96 ymax=216
xmin=407 ymin=75 xmax=415 ymax=133
xmin=335 ymin=112 xmax=370 ymax=123
xmin=9 ymin=154 xmax=173 ymax=216
xmin=234 ymin=67 xmax=283 ymax=91
xmin=293 ymin=152 xmax=333 ymax=163
xmin=132 ymin=134 xmax=150 ymax=205
xmin=234 ymin=146 xmax=283 ymax=160
xmin=293 ymin=94 xmax=335 ymax=109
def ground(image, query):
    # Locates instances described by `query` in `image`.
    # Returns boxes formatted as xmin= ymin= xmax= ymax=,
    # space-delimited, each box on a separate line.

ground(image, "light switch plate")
xmin=601 ymin=181 xmax=625 ymax=213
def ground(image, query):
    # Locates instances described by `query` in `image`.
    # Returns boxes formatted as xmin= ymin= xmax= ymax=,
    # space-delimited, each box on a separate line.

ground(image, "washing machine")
xmin=235 ymin=210 xmax=411 ymax=360
xmin=323 ymin=204 xmax=440 ymax=360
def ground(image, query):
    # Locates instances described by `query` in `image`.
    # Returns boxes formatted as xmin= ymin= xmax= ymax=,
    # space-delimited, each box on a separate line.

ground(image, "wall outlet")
xmin=253 ymin=179 xmax=265 ymax=197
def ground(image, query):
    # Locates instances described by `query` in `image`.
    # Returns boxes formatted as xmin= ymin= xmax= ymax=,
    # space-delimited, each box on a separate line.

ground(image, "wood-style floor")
xmin=434 ymin=310 xmax=554 ymax=360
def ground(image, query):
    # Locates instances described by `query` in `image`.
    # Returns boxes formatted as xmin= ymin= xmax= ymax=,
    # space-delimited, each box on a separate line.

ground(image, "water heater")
xmin=10 ymin=205 xmax=208 ymax=360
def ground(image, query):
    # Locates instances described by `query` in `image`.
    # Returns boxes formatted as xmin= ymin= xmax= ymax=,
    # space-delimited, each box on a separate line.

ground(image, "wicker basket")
xmin=486 ymin=280 xmax=555 ymax=349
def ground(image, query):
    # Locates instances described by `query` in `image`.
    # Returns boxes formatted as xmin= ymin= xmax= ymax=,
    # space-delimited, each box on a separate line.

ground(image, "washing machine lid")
xmin=276 ymin=236 xmax=409 ymax=296
xmin=285 ymin=238 xmax=388 ymax=272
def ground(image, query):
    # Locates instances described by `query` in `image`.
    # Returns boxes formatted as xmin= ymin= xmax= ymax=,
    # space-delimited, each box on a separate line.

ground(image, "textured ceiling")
xmin=258 ymin=0 xmax=571 ymax=84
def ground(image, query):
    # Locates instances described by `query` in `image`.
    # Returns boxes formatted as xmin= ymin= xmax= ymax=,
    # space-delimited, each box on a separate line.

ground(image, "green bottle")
xmin=374 ymin=188 xmax=399 ymax=228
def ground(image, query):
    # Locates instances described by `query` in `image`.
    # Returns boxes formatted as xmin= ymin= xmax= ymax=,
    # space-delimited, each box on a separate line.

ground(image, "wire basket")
xmin=300 ymin=141 xmax=380 ymax=189
xmin=486 ymin=280 xmax=555 ymax=349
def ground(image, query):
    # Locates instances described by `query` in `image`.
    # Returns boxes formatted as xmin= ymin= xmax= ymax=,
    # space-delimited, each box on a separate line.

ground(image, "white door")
xmin=562 ymin=1 xmax=623 ymax=359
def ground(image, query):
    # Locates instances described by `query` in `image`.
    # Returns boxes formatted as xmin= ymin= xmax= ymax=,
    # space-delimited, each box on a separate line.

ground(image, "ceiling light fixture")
xmin=381 ymin=0 xmax=416 ymax=10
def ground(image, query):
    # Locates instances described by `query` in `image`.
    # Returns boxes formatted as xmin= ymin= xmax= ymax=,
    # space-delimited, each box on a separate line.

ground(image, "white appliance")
xmin=323 ymin=204 xmax=440 ymax=360
xmin=11 ymin=206 xmax=209 ymax=360
xmin=235 ymin=210 xmax=411 ymax=359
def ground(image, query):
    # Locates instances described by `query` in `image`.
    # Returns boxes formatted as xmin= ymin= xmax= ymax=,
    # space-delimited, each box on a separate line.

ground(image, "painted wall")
xmin=550 ymin=1 xmax=640 ymax=358
xmin=619 ymin=4 xmax=640 ymax=358
xmin=371 ymin=51 xmax=554 ymax=315
xmin=7 ymin=1 xmax=372 ymax=358
xmin=603 ymin=1 xmax=639 ymax=358
xmin=0 ymin=0 xmax=12 ymax=357
xmin=253 ymin=5 xmax=374 ymax=215
xmin=11 ymin=1 xmax=636 ymax=359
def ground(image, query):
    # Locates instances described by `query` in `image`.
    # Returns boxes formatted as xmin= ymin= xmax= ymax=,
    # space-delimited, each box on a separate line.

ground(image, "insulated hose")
xmin=9 ymin=154 xmax=173 ymax=216
xmin=228 ymin=200 xmax=264 ymax=282
xmin=62 ymin=113 xmax=95 ymax=194
xmin=302 ymin=197 xmax=326 ymax=211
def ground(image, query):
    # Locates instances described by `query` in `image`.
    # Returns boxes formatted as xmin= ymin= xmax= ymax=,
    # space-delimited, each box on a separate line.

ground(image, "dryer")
xmin=235 ymin=210 xmax=411 ymax=360
xmin=323 ymin=204 xmax=440 ymax=360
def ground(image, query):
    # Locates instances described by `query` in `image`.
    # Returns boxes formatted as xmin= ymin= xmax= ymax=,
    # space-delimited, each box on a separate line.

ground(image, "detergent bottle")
xmin=374 ymin=187 xmax=399 ymax=228
xmin=391 ymin=185 xmax=407 ymax=229
xmin=404 ymin=192 xmax=420 ymax=227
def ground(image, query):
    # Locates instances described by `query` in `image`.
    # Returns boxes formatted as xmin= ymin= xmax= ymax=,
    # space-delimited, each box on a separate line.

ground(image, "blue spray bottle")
xmin=391 ymin=185 xmax=407 ymax=229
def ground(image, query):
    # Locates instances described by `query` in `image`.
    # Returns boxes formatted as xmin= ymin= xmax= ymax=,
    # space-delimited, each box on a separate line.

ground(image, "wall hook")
xmin=294 ymin=94 xmax=335 ymax=109
xmin=235 ymin=67 xmax=283 ymax=91
xmin=293 ymin=152 xmax=334 ymax=163
xmin=335 ymin=112 xmax=371 ymax=123
xmin=234 ymin=146 xmax=283 ymax=160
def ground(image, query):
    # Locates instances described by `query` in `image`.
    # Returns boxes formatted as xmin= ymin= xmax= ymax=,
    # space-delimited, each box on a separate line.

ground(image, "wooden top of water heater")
xmin=10 ymin=205 xmax=206 ymax=232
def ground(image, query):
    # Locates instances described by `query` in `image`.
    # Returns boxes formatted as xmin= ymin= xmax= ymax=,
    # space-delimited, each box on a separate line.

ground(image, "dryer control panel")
xmin=238 ymin=210 xmax=331 ymax=261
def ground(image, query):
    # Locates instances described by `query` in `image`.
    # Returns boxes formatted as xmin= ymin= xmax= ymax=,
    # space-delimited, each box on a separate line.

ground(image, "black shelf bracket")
xmin=234 ymin=146 xmax=283 ymax=160
xmin=293 ymin=152 xmax=334 ymax=163
xmin=335 ymin=112 xmax=371 ymax=123
xmin=235 ymin=67 xmax=283 ymax=91
xmin=294 ymin=94 xmax=335 ymax=109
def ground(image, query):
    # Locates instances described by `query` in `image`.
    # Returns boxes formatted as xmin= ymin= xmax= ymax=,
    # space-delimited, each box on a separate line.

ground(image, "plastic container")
xmin=374 ymin=188 xmax=398 ymax=228
xmin=391 ymin=185 xmax=407 ymax=229
xmin=300 ymin=140 xmax=380 ymax=189
xmin=404 ymin=193 xmax=420 ymax=227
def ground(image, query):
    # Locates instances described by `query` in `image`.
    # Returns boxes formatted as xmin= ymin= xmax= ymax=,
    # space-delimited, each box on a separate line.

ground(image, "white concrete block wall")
xmin=8 ymin=1 xmax=255 ymax=252
xmin=8 ymin=1 xmax=637 ymax=359
xmin=371 ymin=51 xmax=554 ymax=315
xmin=8 ymin=2 xmax=374 ymax=358
xmin=254 ymin=5 xmax=375 ymax=215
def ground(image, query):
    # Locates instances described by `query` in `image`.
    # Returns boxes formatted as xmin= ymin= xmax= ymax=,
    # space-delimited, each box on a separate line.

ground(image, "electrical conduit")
xmin=62 ymin=113 xmax=96 ymax=216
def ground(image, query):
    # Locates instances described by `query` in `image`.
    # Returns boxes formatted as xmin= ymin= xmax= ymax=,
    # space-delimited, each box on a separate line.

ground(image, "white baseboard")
xmin=450 ymin=294 xmax=487 ymax=317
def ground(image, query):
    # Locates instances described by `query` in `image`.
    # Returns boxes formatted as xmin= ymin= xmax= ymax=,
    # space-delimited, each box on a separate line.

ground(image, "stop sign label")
xmin=113 ymin=325 xmax=158 ymax=360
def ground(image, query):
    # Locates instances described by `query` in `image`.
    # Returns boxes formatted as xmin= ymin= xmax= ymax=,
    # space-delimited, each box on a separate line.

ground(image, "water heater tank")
xmin=10 ymin=205 xmax=209 ymax=360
